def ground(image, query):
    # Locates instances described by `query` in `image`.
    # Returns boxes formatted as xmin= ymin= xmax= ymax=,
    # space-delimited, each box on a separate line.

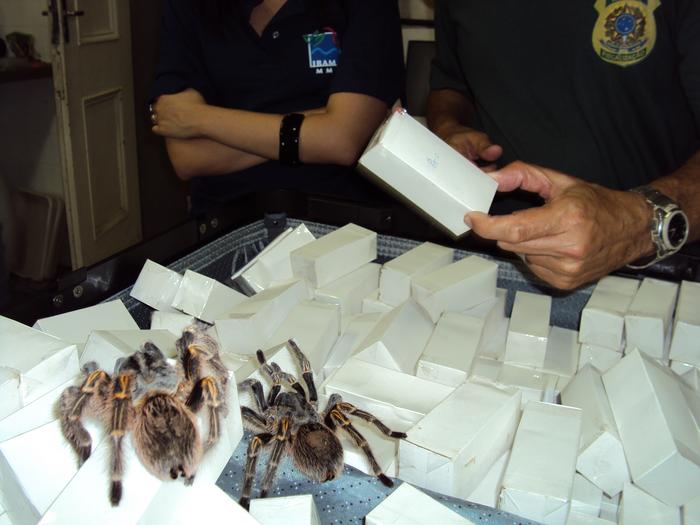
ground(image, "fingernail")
xmin=464 ymin=214 xmax=473 ymax=227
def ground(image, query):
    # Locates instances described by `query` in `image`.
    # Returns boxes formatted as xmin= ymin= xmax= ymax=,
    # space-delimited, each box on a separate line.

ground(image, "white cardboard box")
xmin=566 ymin=512 xmax=616 ymax=525
xmin=470 ymin=357 xmax=503 ymax=384
xmin=171 ymin=270 xmax=247 ymax=323
xmin=314 ymin=262 xmax=381 ymax=318
xmin=322 ymin=312 xmax=384 ymax=380
xmin=358 ymin=109 xmax=497 ymax=238
xmin=80 ymin=329 xmax=178 ymax=369
xmin=33 ymin=300 xmax=138 ymax=344
xmin=215 ymin=279 xmax=308 ymax=355
xmin=570 ymin=473 xmax=602 ymax=517
xmin=579 ymin=276 xmax=639 ymax=350
xmin=149 ymin=311 xmax=195 ymax=336
xmin=0 ymin=419 xmax=104 ymax=525
xmin=465 ymin=450 xmax=509 ymax=508
xmin=618 ymin=482 xmax=680 ymax=525
xmin=684 ymin=495 xmax=700 ymax=525
xmin=476 ymin=315 xmax=508 ymax=361
xmin=140 ymin=482 xmax=260 ymax=525
xmin=561 ymin=366 xmax=629 ymax=497
xmin=599 ymin=493 xmax=620 ymax=523
xmin=669 ymin=280 xmax=700 ymax=366
xmin=399 ymin=381 xmax=521 ymax=498
xmin=463 ymin=288 xmax=507 ymax=348
xmin=498 ymin=402 xmax=582 ymax=525
xmin=322 ymin=358 xmax=455 ymax=432
xmin=602 ymin=349 xmax=700 ymax=506
xmin=354 ymin=299 xmax=434 ymax=374
xmin=362 ymin=289 xmax=393 ymax=314
xmin=364 ymin=482 xmax=475 ymax=525
xmin=379 ymin=242 xmax=454 ymax=306
xmin=416 ymin=312 xmax=484 ymax=387
xmin=542 ymin=326 xmax=580 ymax=379
xmin=249 ymin=494 xmax=319 ymax=525
xmin=411 ymin=255 xmax=498 ymax=323
xmin=129 ymin=259 xmax=182 ymax=312
xmin=625 ymin=278 xmax=678 ymax=358
xmin=0 ymin=317 xmax=79 ymax=420
xmin=578 ymin=343 xmax=622 ymax=374
xmin=504 ymin=291 xmax=551 ymax=368
xmin=266 ymin=300 xmax=340 ymax=377
xmin=290 ymin=223 xmax=377 ymax=288
xmin=231 ymin=224 xmax=316 ymax=294
xmin=494 ymin=364 xmax=559 ymax=406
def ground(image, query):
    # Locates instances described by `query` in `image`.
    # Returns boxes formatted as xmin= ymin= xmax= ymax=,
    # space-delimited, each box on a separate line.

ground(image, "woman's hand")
xmin=151 ymin=88 xmax=207 ymax=139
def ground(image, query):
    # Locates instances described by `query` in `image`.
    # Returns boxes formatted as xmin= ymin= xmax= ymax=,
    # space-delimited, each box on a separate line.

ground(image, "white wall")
xmin=0 ymin=0 xmax=53 ymax=61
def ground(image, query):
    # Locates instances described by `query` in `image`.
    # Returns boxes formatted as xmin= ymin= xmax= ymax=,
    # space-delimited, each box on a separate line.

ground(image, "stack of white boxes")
xmin=4 ymin=219 xmax=700 ymax=525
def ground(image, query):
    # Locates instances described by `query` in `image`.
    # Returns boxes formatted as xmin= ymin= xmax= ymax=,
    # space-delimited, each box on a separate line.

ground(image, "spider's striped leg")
xmin=238 ymin=378 xmax=268 ymax=412
xmin=58 ymin=363 xmax=111 ymax=465
xmin=329 ymin=408 xmax=394 ymax=487
xmin=287 ymin=339 xmax=317 ymax=404
xmin=322 ymin=393 xmax=343 ymax=425
xmin=240 ymin=432 xmax=274 ymax=510
xmin=241 ymin=406 xmax=268 ymax=432
xmin=186 ymin=376 xmax=225 ymax=450
xmin=258 ymin=416 xmax=291 ymax=499
xmin=109 ymin=372 xmax=134 ymax=506
xmin=256 ymin=350 xmax=282 ymax=405
xmin=336 ymin=401 xmax=407 ymax=439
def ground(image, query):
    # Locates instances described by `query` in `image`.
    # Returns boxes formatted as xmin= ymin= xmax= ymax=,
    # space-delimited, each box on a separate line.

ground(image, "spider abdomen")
xmin=292 ymin=423 xmax=344 ymax=482
xmin=133 ymin=393 xmax=202 ymax=483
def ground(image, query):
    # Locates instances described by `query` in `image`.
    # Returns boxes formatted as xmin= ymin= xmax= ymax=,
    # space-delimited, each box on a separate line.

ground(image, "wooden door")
xmin=52 ymin=0 xmax=142 ymax=268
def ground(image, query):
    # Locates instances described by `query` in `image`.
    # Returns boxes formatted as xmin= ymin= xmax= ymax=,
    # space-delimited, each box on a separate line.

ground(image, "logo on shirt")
xmin=592 ymin=0 xmax=660 ymax=67
xmin=303 ymin=29 xmax=340 ymax=75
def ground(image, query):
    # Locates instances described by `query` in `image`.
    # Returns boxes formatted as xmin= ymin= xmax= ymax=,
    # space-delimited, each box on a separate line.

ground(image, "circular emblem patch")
xmin=592 ymin=0 xmax=660 ymax=67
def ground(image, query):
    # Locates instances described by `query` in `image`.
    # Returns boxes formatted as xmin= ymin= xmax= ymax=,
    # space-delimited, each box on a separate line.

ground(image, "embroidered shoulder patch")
xmin=592 ymin=0 xmax=660 ymax=67
xmin=303 ymin=29 xmax=341 ymax=74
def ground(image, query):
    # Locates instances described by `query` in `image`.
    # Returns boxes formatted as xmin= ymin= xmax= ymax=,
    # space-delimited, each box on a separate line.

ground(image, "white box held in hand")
xmin=364 ymin=482 xmax=475 ymax=525
xmin=232 ymin=223 xmax=316 ymax=294
xmin=0 ymin=316 xmax=79 ymax=420
xmin=669 ymin=280 xmax=700 ymax=366
xmin=379 ymin=242 xmax=454 ymax=306
xmin=129 ymin=259 xmax=182 ymax=312
xmin=498 ymin=402 xmax=582 ymax=525
xmin=171 ymin=270 xmax=247 ymax=323
xmin=603 ymin=349 xmax=700 ymax=506
xmin=290 ymin=223 xmax=377 ymax=288
xmin=359 ymin=109 xmax=498 ymax=238
xmin=411 ymin=255 xmax=498 ymax=323
xmin=416 ymin=312 xmax=484 ymax=387
xmin=579 ymin=276 xmax=639 ymax=350
xmin=504 ymin=291 xmax=551 ymax=368
xmin=561 ymin=366 xmax=629 ymax=497
xmin=249 ymin=494 xmax=319 ymax=525
xmin=33 ymin=300 xmax=138 ymax=344
xmin=353 ymin=299 xmax=434 ymax=374
xmin=399 ymin=380 xmax=521 ymax=498
xmin=625 ymin=277 xmax=678 ymax=358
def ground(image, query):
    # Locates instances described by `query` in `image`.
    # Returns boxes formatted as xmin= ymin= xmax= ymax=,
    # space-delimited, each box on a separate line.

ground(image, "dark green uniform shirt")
xmin=431 ymin=0 xmax=700 ymax=191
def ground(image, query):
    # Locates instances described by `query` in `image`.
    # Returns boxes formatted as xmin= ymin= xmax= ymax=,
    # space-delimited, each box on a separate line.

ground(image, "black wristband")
xmin=279 ymin=113 xmax=305 ymax=167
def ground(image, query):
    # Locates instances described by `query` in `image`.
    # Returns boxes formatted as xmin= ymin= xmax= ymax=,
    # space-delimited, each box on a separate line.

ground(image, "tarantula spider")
xmin=237 ymin=339 xmax=407 ymax=509
xmin=58 ymin=326 xmax=228 ymax=506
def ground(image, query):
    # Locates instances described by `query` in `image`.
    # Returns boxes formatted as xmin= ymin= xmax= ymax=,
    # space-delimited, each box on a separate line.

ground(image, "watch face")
xmin=665 ymin=210 xmax=689 ymax=249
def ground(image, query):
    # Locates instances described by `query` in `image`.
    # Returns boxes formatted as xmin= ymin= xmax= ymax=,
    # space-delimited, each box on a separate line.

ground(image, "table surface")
xmin=109 ymin=217 xmax=586 ymax=525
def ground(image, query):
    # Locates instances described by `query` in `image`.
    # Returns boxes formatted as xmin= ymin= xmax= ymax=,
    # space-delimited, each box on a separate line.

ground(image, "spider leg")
xmin=240 ymin=432 xmax=274 ymax=510
xmin=275 ymin=366 xmax=307 ymax=401
xmin=186 ymin=376 xmax=225 ymax=451
xmin=58 ymin=364 xmax=111 ymax=465
xmin=287 ymin=339 xmax=318 ymax=404
xmin=238 ymin=378 xmax=268 ymax=412
xmin=321 ymin=393 xmax=343 ymax=421
xmin=109 ymin=372 xmax=134 ymax=506
xmin=336 ymin=401 xmax=407 ymax=439
xmin=258 ymin=416 xmax=291 ymax=499
xmin=241 ymin=406 xmax=268 ymax=432
xmin=329 ymin=409 xmax=394 ymax=487
xmin=256 ymin=350 xmax=282 ymax=405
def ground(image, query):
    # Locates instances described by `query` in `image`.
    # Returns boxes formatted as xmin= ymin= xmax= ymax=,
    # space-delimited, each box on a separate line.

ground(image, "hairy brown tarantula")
xmin=237 ymin=339 xmax=407 ymax=509
xmin=58 ymin=326 xmax=228 ymax=505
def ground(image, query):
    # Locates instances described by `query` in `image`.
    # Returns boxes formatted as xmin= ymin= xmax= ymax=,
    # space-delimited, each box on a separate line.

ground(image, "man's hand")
xmin=152 ymin=88 xmax=207 ymax=139
xmin=465 ymin=161 xmax=654 ymax=290
xmin=438 ymin=123 xmax=502 ymax=170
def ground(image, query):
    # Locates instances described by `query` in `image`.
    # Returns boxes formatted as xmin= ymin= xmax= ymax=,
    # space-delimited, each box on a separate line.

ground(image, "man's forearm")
xmin=166 ymin=137 xmax=266 ymax=180
xmin=426 ymin=89 xmax=475 ymax=138
xmin=650 ymin=150 xmax=700 ymax=244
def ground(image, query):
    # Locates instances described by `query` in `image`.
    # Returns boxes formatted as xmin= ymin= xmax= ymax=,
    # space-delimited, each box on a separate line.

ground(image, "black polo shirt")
xmin=431 ymin=0 xmax=700 ymax=194
xmin=152 ymin=0 xmax=405 ymax=213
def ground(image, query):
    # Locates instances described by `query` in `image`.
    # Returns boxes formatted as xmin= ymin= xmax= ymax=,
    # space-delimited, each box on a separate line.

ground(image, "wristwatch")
xmin=627 ymin=185 xmax=689 ymax=269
